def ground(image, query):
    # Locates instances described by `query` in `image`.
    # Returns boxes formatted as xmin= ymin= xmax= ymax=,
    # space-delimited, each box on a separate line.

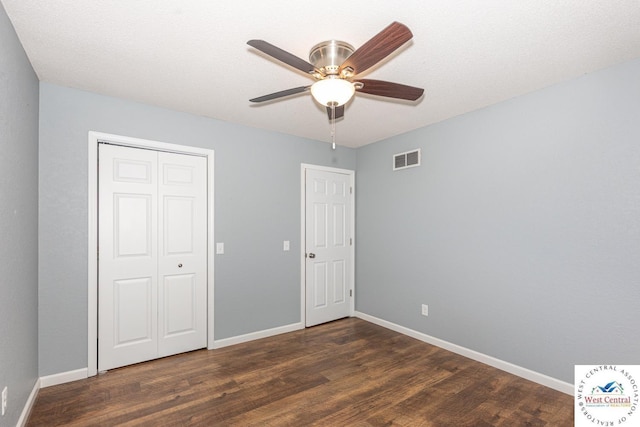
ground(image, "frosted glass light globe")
xmin=310 ymin=78 xmax=355 ymax=106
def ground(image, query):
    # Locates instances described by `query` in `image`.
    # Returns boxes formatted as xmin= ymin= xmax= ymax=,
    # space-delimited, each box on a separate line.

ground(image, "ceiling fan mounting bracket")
xmin=340 ymin=66 xmax=355 ymax=79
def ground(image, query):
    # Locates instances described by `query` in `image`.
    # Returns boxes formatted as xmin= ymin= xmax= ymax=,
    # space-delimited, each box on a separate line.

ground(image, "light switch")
xmin=216 ymin=242 xmax=224 ymax=254
xmin=283 ymin=240 xmax=290 ymax=251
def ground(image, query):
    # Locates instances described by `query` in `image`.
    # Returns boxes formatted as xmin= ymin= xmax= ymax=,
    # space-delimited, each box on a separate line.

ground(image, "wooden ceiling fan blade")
xmin=249 ymin=86 xmax=310 ymax=103
xmin=339 ymin=22 xmax=413 ymax=76
xmin=247 ymin=40 xmax=317 ymax=75
xmin=355 ymin=79 xmax=424 ymax=101
xmin=325 ymin=105 xmax=345 ymax=121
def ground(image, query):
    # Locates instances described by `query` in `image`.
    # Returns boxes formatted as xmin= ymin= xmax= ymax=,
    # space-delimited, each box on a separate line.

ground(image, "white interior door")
xmin=98 ymin=144 xmax=207 ymax=371
xmin=305 ymin=168 xmax=353 ymax=327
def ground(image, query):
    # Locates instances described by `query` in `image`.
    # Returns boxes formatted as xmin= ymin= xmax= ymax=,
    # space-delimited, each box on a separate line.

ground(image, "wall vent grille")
xmin=393 ymin=149 xmax=421 ymax=171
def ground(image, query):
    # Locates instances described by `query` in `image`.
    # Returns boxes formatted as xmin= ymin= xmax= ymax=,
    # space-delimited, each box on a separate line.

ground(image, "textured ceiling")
xmin=3 ymin=0 xmax=640 ymax=148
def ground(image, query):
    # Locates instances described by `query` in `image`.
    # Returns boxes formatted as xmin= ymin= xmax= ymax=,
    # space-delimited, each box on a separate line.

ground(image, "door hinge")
xmin=350 ymin=238 xmax=352 ymax=246
xmin=350 ymin=289 xmax=353 ymax=297
xmin=350 ymin=186 xmax=353 ymax=194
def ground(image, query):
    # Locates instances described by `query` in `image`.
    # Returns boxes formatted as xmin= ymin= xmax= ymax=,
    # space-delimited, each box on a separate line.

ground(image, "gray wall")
xmin=0 ymin=3 xmax=39 ymax=425
xmin=38 ymin=83 xmax=356 ymax=376
xmin=356 ymin=58 xmax=640 ymax=384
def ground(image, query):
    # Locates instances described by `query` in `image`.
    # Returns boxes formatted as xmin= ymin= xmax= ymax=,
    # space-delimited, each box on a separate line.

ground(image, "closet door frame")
xmin=87 ymin=131 xmax=215 ymax=377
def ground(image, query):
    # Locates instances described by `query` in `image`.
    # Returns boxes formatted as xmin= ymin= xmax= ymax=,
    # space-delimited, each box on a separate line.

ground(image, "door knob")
xmin=308 ymin=253 xmax=316 ymax=259
xmin=178 ymin=263 xmax=183 ymax=268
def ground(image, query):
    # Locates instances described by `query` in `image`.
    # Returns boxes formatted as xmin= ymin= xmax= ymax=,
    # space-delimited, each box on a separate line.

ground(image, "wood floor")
xmin=27 ymin=318 xmax=573 ymax=426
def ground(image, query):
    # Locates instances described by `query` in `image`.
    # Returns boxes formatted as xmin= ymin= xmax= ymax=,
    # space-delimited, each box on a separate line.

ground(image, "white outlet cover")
xmin=216 ymin=242 xmax=224 ymax=254
xmin=421 ymin=304 xmax=429 ymax=316
xmin=283 ymin=240 xmax=290 ymax=251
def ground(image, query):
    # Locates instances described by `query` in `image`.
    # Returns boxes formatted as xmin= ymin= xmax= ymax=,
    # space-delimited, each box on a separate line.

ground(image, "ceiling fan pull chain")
xmin=331 ymin=102 xmax=337 ymax=150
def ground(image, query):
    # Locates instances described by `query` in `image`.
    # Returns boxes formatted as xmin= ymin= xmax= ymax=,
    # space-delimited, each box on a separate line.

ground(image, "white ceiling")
xmin=3 ymin=1 xmax=640 ymax=148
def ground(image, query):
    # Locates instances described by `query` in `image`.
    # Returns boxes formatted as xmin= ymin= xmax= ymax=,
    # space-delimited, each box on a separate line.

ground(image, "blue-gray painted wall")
xmin=356 ymin=58 xmax=640 ymax=384
xmin=0 ymin=3 xmax=39 ymax=425
xmin=38 ymin=82 xmax=357 ymax=376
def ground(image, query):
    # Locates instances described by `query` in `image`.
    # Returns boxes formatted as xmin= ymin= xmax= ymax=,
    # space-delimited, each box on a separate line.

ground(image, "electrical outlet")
xmin=421 ymin=304 xmax=429 ymax=317
xmin=2 ymin=386 xmax=7 ymax=416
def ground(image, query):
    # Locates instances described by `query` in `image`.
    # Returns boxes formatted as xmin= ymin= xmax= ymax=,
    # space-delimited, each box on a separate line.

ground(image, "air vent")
xmin=393 ymin=149 xmax=421 ymax=171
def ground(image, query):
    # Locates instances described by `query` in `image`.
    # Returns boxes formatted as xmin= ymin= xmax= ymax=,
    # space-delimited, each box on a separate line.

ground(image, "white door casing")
xmin=98 ymin=143 xmax=207 ymax=371
xmin=303 ymin=165 xmax=355 ymax=327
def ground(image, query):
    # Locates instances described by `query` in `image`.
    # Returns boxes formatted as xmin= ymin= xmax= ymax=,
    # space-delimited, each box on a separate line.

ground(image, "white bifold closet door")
xmin=98 ymin=143 xmax=207 ymax=371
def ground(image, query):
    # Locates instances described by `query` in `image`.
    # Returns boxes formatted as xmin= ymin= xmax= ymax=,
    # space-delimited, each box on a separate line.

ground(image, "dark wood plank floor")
xmin=27 ymin=318 xmax=573 ymax=426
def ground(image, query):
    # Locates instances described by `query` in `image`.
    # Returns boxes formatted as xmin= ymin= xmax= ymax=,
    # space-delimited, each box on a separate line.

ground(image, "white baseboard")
xmin=36 ymin=322 xmax=304 ymax=390
xmin=40 ymin=368 xmax=88 ymax=388
xmin=17 ymin=378 xmax=40 ymax=427
xmin=212 ymin=322 xmax=304 ymax=349
xmin=354 ymin=311 xmax=573 ymax=395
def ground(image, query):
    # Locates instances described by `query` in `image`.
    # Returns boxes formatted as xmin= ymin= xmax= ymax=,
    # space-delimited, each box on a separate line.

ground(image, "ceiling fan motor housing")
xmin=309 ymin=40 xmax=354 ymax=76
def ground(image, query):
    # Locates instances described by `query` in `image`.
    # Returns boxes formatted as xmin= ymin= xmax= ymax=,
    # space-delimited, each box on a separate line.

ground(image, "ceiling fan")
xmin=247 ymin=21 xmax=424 ymax=121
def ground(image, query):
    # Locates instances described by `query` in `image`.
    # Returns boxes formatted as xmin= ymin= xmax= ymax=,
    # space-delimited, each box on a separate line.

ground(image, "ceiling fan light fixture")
xmin=310 ymin=78 xmax=355 ymax=107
